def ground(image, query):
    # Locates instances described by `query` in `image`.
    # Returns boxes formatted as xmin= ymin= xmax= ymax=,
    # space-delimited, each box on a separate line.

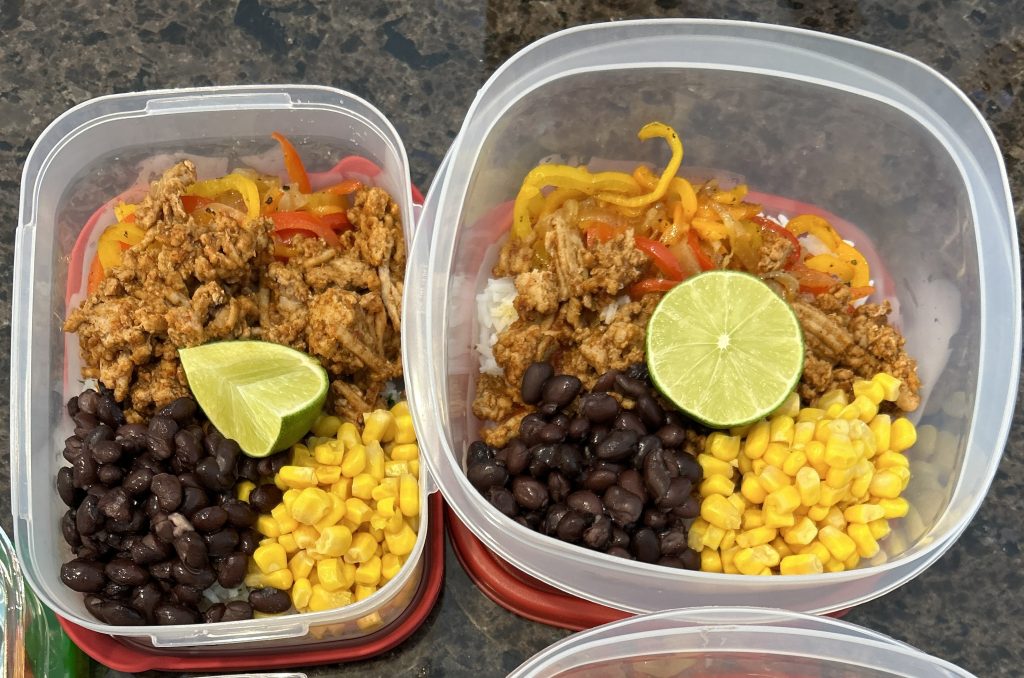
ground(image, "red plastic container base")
xmin=59 ymin=493 xmax=444 ymax=673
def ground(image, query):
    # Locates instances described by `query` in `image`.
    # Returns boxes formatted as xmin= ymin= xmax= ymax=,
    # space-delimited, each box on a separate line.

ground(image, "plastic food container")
xmin=508 ymin=607 xmax=977 ymax=677
xmin=406 ymin=19 xmax=1020 ymax=614
xmin=11 ymin=85 xmax=438 ymax=653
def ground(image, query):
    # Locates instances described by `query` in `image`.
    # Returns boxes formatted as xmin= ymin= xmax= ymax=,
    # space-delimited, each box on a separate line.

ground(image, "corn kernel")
xmin=337 ymin=422 xmax=360 ymax=448
xmin=293 ymin=525 xmax=320 ymax=550
xmin=869 ymin=471 xmax=903 ymax=499
xmin=349 ymin=473 xmax=375 ymax=501
xmin=818 ymin=482 xmax=849 ymax=507
xmin=847 ymin=522 xmax=880 ymax=557
xmin=345 ymin=531 xmax=378 ymax=563
xmin=780 ymin=553 xmax=823 ymax=575
xmin=382 ymin=553 xmax=403 ymax=580
xmin=289 ymin=551 xmax=315 ymax=580
xmin=256 ymin=515 xmax=281 ymax=538
xmin=764 ymin=485 xmax=801 ymax=516
xmin=291 ymin=577 xmax=313 ymax=609
xmin=825 ymin=559 xmax=846 ymax=573
xmin=736 ymin=526 xmax=777 ymax=548
xmin=739 ymin=473 xmax=767 ymax=505
xmin=399 ymin=474 xmax=420 ymax=517
xmin=390 ymin=443 xmax=419 ymax=462
xmin=772 ymin=391 xmax=801 ymax=418
xmin=345 ymin=497 xmax=373 ymax=524
xmin=291 ymin=487 xmax=331 ymax=526
xmin=869 ymin=414 xmax=892 ymax=452
xmin=733 ymin=548 xmax=764 ymax=576
xmin=793 ymin=466 xmax=820 ymax=506
xmin=278 ymin=533 xmax=299 ymax=555
xmin=701 ymin=494 xmax=742 ymax=530
xmin=703 ymin=432 xmax=739 ymax=461
xmin=235 ymin=480 xmax=256 ymax=502
xmin=844 ymin=504 xmax=885 ymax=524
xmin=751 ymin=459 xmax=767 ymax=474
xmin=782 ymin=517 xmax=818 ymax=546
xmin=853 ymin=379 xmax=886 ymax=405
xmin=742 ymin=508 xmax=764 ymax=530
xmin=281 ymin=489 xmax=300 ymax=512
xmin=393 ymin=412 xmax=416 ymax=445
xmin=799 ymin=540 xmax=831 ymax=564
xmin=309 ymin=584 xmax=353 ymax=612
xmin=781 ymin=450 xmax=807 ymax=477
xmin=314 ymin=441 xmax=345 ymax=466
xmin=384 ymin=520 xmax=417 ymax=556
xmin=818 ymin=525 xmax=857 ymax=561
xmin=797 ymin=407 xmax=826 ymax=423
xmin=355 ymin=555 xmax=382 ymax=586
xmin=805 ymin=440 xmax=827 ymax=473
xmin=271 ymin=504 xmax=299 ymax=534
xmin=720 ymin=529 xmax=737 ymax=551
xmin=769 ymin=416 xmax=795 ymax=445
xmin=844 ymin=552 xmax=861 ymax=569
xmin=868 ymin=518 xmax=891 ymax=540
xmin=316 ymin=558 xmax=347 ymax=591
xmin=365 ymin=440 xmax=386 ymax=482
xmin=700 ymin=549 xmax=723 ymax=573
xmin=872 ymin=373 xmax=902 ymax=401
xmin=341 ymin=445 xmax=368 ymax=478
xmin=330 ymin=478 xmax=352 ymax=501
xmin=807 ymin=504 xmax=830 ymax=522
xmin=371 ymin=478 xmax=399 ymax=501
xmin=743 ymin=421 xmax=771 ymax=460
xmin=760 ymin=442 xmax=787 ymax=469
xmin=354 ymin=583 xmax=377 ymax=602
xmin=254 ymin=542 xmax=288 ymax=574
xmin=851 ymin=395 xmax=878 ymax=422
xmin=291 ymin=444 xmax=316 ymax=467
xmin=850 ymin=462 xmax=874 ymax=499
xmin=315 ymin=524 xmax=354 ymax=558
xmin=825 ymin=465 xmax=855 ymax=489
xmin=889 ymin=418 xmax=917 ymax=452
xmin=823 ymin=506 xmax=847 ymax=531
xmin=751 ymin=544 xmax=781 ymax=568
xmin=246 ymin=569 xmax=293 ymax=590
xmin=771 ymin=536 xmax=794 ymax=557
xmin=817 ymin=389 xmax=848 ymax=410
xmin=278 ymin=466 xmax=318 ymax=489
xmin=688 ymin=518 xmax=708 ymax=551
xmin=385 ymin=460 xmax=411 ymax=478
xmin=311 ymin=414 xmax=343 ymax=439
xmin=314 ymin=494 xmax=347 ymax=532
xmin=824 ymin=434 xmax=857 ymax=469
xmin=700 ymin=475 xmax=735 ymax=497
xmin=698 ymin=454 xmax=734 ymax=479
xmin=758 ymin=465 xmax=791 ymax=493
xmin=877 ymin=497 xmax=910 ymax=518
xmin=764 ymin=507 xmax=795 ymax=528
xmin=363 ymin=409 xmax=396 ymax=444
xmin=837 ymin=402 xmax=861 ymax=421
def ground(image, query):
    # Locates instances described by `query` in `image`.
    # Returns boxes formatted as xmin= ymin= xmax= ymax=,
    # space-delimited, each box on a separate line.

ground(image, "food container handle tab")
xmin=11 ymin=224 xmax=35 ymax=524
xmin=148 ymin=619 xmax=310 ymax=647
xmin=144 ymin=92 xmax=294 ymax=114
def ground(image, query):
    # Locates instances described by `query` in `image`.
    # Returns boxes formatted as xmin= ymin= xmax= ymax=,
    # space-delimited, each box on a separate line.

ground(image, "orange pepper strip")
xmin=271 ymin=131 xmax=312 ymax=194
xmin=324 ymin=179 xmax=363 ymax=196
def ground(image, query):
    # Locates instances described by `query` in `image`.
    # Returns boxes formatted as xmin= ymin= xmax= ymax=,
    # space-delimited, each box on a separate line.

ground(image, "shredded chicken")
xmin=65 ymin=162 xmax=407 ymax=421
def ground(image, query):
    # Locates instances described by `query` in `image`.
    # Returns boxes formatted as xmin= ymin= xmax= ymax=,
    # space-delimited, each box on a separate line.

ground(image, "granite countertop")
xmin=1 ymin=1 xmax=1021 ymax=676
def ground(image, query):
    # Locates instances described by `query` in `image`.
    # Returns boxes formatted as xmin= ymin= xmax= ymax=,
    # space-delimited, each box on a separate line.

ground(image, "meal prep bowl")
xmin=406 ymin=19 xmax=1019 ymax=614
xmin=507 ymin=607 xmax=976 ymax=677
xmin=12 ymin=85 xmax=435 ymax=651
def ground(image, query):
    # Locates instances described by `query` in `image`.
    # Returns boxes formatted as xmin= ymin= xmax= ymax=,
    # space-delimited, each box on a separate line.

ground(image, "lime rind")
xmin=646 ymin=271 xmax=804 ymax=429
xmin=179 ymin=341 xmax=329 ymax=457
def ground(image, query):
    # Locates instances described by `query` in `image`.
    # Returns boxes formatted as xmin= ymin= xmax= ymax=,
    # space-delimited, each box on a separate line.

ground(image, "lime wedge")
xmin=646 ymin=270 xmax=804 ymax=429
xmin=179 ymin=341 xmax=328 ymax=457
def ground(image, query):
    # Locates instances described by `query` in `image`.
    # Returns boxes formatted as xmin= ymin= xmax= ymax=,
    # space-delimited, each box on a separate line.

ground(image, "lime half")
xmin=646 ymin=270 xmax=804 ymax=429
xmin=179 ymin=341 xmax=328 ymax=457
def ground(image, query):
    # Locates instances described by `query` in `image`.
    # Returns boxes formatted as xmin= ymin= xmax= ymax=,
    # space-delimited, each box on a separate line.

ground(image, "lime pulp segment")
xmin=645 ymin=271 xmax=804 ymax=429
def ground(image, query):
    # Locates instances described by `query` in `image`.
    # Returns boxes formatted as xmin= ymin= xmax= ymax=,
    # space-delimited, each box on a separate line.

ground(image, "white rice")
xmin=476 ymin=277 xmax=518 ymax=375
xmin=599 ymin=295 xmax=631 ymax=324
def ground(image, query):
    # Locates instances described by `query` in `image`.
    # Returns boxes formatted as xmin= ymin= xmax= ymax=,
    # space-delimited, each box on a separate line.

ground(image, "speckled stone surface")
xmin=1 ymin=0 xmax=1021 ymax=676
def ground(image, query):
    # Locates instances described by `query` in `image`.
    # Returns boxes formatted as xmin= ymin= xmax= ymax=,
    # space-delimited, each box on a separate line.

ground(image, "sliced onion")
xmin=206 ymin=202 xmax=248 ymax=223
xmin=762 ymin=270 xmax=800 ymax=300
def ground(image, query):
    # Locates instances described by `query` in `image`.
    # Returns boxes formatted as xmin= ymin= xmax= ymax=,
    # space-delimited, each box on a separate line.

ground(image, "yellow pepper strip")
xmin=186 ymin=173 xmax=261 ymax=220
xmin=804 ymin=253 xmax=855 ymax=282
xmin=539 ymin=187 xmax=585 ymax=220
xmin=711 ymin=184 xmax=749 ymax=205
xmin=660 ymin=203 xmax=690 ymax=246
xmin=99 ymin=222 xmax=146 ymax=247
xmin=114 ymin=202 xmax=137 ymax=222
xmin=835 ymin=242 xmax=871 ymax=287
xmin=632 ymin=165 xmax=658 ymax=190
xmin=595 ymin=122 xmax=683 ymax=207
xmin=785 ymin=214 xmax=842 ymax=250
xmin=512 ymin=165 xmax=639 ymax=239
xmin=691 ymin=217 xmax=730 ymax=241
xmin=669 ymin=177 xmax=698 ymax=222
xmin=96 ymin=239 xmax=124 ymax=271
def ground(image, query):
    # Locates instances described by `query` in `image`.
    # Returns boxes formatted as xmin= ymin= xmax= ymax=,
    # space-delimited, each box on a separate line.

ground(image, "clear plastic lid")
xmin=509 ymin=607 xmax=976 ymax=677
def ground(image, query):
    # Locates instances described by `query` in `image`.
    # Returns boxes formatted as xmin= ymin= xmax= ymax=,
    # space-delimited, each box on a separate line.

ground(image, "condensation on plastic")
xmin=407 ymin=20 xmax=1020 ymax=613
xmin=507 ymin=607 xmax=977 ymax=677
xmin=12 ymin=85 xmax=432 ymax=649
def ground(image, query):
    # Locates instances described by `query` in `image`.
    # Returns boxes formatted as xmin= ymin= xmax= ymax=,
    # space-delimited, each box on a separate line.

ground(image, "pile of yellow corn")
xmin=246 ymin=401 xmax=420 ymax=613
xmin=689 ymin=373 xmax=916 ymax=575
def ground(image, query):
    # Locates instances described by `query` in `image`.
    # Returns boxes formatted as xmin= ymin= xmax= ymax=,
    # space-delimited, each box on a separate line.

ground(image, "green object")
xmin=646 ymin=270 xmax=804 ymax=428
xmin=179 ymin=341 xmax=329 ymax=457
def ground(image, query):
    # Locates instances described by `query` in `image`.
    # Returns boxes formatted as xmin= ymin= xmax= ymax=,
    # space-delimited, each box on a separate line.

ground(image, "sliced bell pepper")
xmin=804 ymin=253 xmax=855 ymax=282
xmin=634 ymin=236 xmax=684 ymax=281
xmin=785 ymin=214 xmax=842 ymax=250
xmin=790 ymin=262 xmax=839 ymax=294
xmin=583 ymin=222 xmax=619 ymax=249
xmin=513 ymin=165 xmax=639 ymax=239
xmin=628 ymin=277 xmax=678 ymax=299
xmin=87 ymin=257 xmax=105 ymax=294
xmin=834 ymin=242 xmax=871 ymax=287
xmin=271 ymin=131 xmax=312 ymax=194
xmin=540 ymin=187 xmax=586 ymax=219
xmin=270 ymin=211 xmax=341 ymax=248
xmin=99 ymin=222 xmax=146 ymax=247
xmin=114 ymin=202 xmax=136 ymax=222
xmin=849 ymin=285 xmax=875 ymax=301
xmin=187 ymin=173 xmax=262 ymax=220
xmin=324 ymin=179 xmax=363 ymax=196
xmin=320 ymin=212 xmax=351 ymax=231
xmin=273 ymin=242 xmax=299 ymax=259
xmin=669 ymin=177 xmax=698 ymax=222
xmin=181 ymin=195 xmax=212 ymax=213
xmin=596 ymin=122 xmax=683 ymax=207
xmin=751 ymin=215 xmax=802 ymax=269
xmin=687 ymin=228 xmax=715 ymax=271
xmin=691 ymin=217 xmax=729 ymax=241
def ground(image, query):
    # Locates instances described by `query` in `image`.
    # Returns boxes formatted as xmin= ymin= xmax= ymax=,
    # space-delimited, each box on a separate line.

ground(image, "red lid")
xmin=60 ymin=493 xmax=444 ymax=673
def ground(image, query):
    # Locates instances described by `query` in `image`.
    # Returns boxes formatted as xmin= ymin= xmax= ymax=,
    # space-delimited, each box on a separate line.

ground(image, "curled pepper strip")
xmin=835 ymin=242 xmax=871 ymax=287
xmin=669 ymin=177 xmax=698 ymax=222
xmin=804 ymin=253 xmax=855 ymax=282
xmin=785 ymin=214 xmax=842 ymax=250
xmin=512 ymin=165 xmax=639 ymax=239
xmin=595 ymin=122 xmax=683 ymax=207
xmin=98 ymin=222 xmax=146 ymax=247
xmin=186 ymin=173 xmax=262 ymax=220
xmin=271 ymin=131 xmax=312 ymax=194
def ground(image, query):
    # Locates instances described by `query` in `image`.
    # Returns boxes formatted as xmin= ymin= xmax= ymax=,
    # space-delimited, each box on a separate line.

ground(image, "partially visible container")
xmin=12 ymin=85 xmax=435 ymax=650
xmin=508 ymin=607 xmax=976 ymax=677
xmin=406 ymin=19 xmax=1020 ymax=614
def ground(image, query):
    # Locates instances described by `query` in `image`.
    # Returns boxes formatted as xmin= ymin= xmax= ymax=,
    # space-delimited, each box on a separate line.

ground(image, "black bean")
xmin=587 ymin=425 xmax=610 ymax=449
xmin=152 ymin=512 xmax=178 ymax=543
xmin=579 ymin=393 xmax=619 ymax=423
xmin=98 ymin=464 xmax=125 ymax=487
xmin=249 ymin=484 xmax=284 ymax=515
xmin=466 ymin=440 xmax=496 ymax=467
xmin=83 ymin=424 xmax=115 ymax=448
xmin=171 ymin=584 xmax=203 ymax=607
xmin=72 ymin=454 xmax=98 ymax=489
xmin=582 ymin=463 xmax=620 ymax=493
xmin=222 ymin=499 xmax=256 ymax=528
xmin=672 ymin=496 xmax=701 ymax=520
xmin=92 ymin=598 xmax=147 ymax=626
xmin=656 ymin=424 xmax=687 ymax=448
xmin=486 ymin=487 xmax=517 ymax=517
xmin=150 ymin=561 xmax=174 ymax=581
xmin=528 ymin=444 xmax=558 ymax=478
xmin=635 ymin=397 xmax=665 ymax=432
xmin=610 ymin=527 xmax=630 ymax=549
xmin=128 ymin=582 xmax=163 ymax=621
xmin=606 ymin=546 xmax=633 ymax=559
xmin=97 ymin=487 xmax=131 ymax=522
xmin=249 ymin=587 xmax=291 ymax=613
xmin=73 ymin=413 xmax=99 ymax=438
xmin=618 ymin=469 xmax=647 ymax=503
xmin=582 ymin=515 xmax=613 ymax=550
xmin=150 ymin=473 xmax=183 ymax=512
xmin=566 ymin=490 xmax=604 ymax=516
xmin=217 ymin=553 xmax=248 ymax=588
xmin=178 ymin=472 xmax=202 ymax=489
xmin=90 ymin=440 xmax=122 ymax=465
xmin=85 ymin=484 xmax=107 ymax=498
xmin=679 ymin=547 xmax=701 ymax=570
xmin=643 ymin=449 xmax=672 ymax=500
xmin=542 ymin=375 xmax=582 ymax=408
xmin=511 ymin=476 xmax=549 ymax=511
xmin=173 ymin=429 xmax=203 ymax=470
xmin=518 ymin=414 xmax=547 ymax=447
xmin=502 ymin=440 xmax=531 ymax=476
xmin=204 ymin=604 xmax=226 ymax=624
xmin=537 ymin=423 xmax=566 ymax=444
xmin=632 ymin=527 xmax=660 ymax=563
xmin=173 ymin=531 xmax=208 ymax=568
xmin=148 ymin=416 xmax=178 ymax=441
xmin=636 ymin=434 xmax=662 ymax=463
xmin=195 ymin=457 xmax=231 ymax=491
xmin=67 ymin=395 xmax=81 ymax=417
xmin=521 ymin=362 xmax=554 ymax=404
xmin=105 ymin=559 xmax=149 ymax=586
xmin=543 ymin=504 xmax=569 ymax=535
xmin=593 ymin=370 xmax=620 ymax=393
xmin=120 ymin=468 xmax=151 ymax=497
xmin=61 ymin=510 xmax=81 ymax=547
xmin=61 ymin=559 xmax=106 ymax=592
xmin=131 ymin=534 xmax=171 ymax=565
xmin=214 ymin=438 xmax=241 ymax=475
xmin=75 ymin=495 xmax=103 ymax=535
xmin=625 ymin=362 xmax=650 ymax=382
xmin=238 ymin=529 xmax=260 ymax=555
xmin=657 ymin=477 xmax=692 ymax=509
xmin=236 ymin=456 xmax=261 ymax=483
xmin=538 ymin=402 xmax=559 ymax=416
xmin=595 ymin=429 xmax=638 ymax=462
xmin=613 ymin=411 xmax=646 ymax=437
xmin=546 ymin=472 xmax=571 ymax=504
xmin=550 ymin=413 xmax=570 ymax=430
xmin=132 ymin=453 xmax=166 ymax=476
xmin=179 ymin=485 xmax=208 ymax=517
xmin=95 ymin=396 xmax=125 ymax=428
xmin=115 ymin=423 xmax=149 ymax=452
xmin=171 ymin=562 xmax=216 ymax=588
xmin=674 ymin=453 xmax=703 ymax=484
xmin=659 ymin=529 xmax=689 ymax=556
xmin=63 ymin=436 xmax=84 ymax=463
xmin=519 ymin=511 xmax=544 ymax=530
xmin=657 ymin=556 xmax=686 ymax=569
xmin=614 ymin=373 xmax=648 ymax=398
xmin=159 ymin=397 xmax=197 ymax=422
xmin=553 ymin=445 xmax=583 ymax=478
xmin=78 ymin=390 xmax=101 ymax=415
xmin=57 ymin=467 xmax=77 ymax=506
xmin=567 ymin=417 xmax=590 ymax=440
xmin=191 ymin=506 xmax=228 ymax=533
xmin=222 ymin=600 xmax=254 ymax=622
xmin=147 ymin=435 xmax=174 ymax=460
xmin=270 ymin=450 xmax=290 ymax=475
xmin=155 ymin=603 xmax=198 ymax=625
xmin=603 ymin=485 xmax=643 ymax=526
xmin=204 ymin=528 xmax=240 ymax=558
xmin=467 ymin=460 xmax=508 ymax=491
xmin=555 ymin=509 xmax=587 ymax=542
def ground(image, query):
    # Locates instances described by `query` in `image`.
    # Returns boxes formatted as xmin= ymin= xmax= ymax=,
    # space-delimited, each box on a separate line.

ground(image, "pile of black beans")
xmin=58 ymin=388 xmax=292 ymax=625
xmin=466 ymin=362 xmax=705 ymax=569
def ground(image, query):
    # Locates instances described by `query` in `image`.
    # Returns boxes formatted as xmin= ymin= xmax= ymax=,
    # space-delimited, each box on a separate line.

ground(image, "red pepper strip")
xmin=848 ymin=285 xmax=875 ymax=301
xmin=687 ymin=229 xmax=715 ymax=271
xmin=87 ymin=257 xmax=104 ymax=294
xmin=271 ymin=131 xmax=312 ymax=193
xmin=269 ymin=211 xmax=340 ymax=247
xmin=628 ymin=278 xmax=678 ymax=300
xmin=181 ymin=195 xmax=212 ymax=213
xmin=320 ymin=212 xmax=352 ymax=232
xmin=324 ymin=179 xmax=363 ymax=196
xmin=583 ymin=222 xmax=617 ymax=249
xmin=751 ymin=215 xmax=801 ymax=268
xmin=790 ymin=261 xmax=838 ymax=294
xmin=634 ymin=235 xmax=684 ymax=281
